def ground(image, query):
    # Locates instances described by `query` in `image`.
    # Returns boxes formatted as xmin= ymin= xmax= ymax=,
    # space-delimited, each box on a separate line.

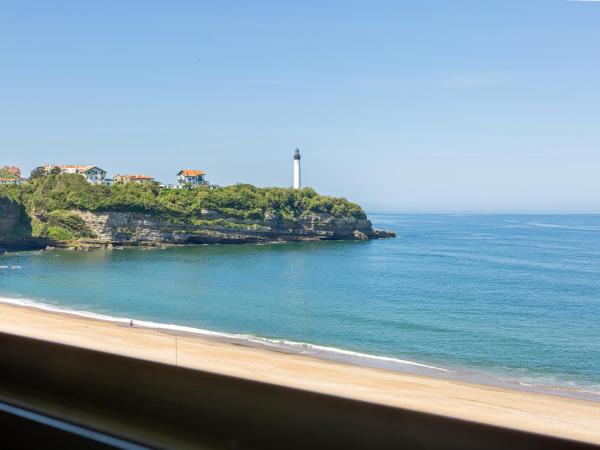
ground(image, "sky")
xmin=1 ymin=0 xmax=599 ymax=212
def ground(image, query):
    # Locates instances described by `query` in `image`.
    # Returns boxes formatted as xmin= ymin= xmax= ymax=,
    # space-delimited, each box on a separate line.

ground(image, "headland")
xmin=0 ymin=174 xmax=394 ymax=251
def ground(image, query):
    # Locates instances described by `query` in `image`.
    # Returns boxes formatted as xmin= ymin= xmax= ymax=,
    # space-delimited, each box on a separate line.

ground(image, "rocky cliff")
xmin=0 ymin=198 xmax=46 ymax=251
xmin=0 ymin=199 xmax=21 ymax=235
xmin=70 ymin=210 xmax=394 ymax=247
xmin=1 ymin=209 xmax=394 ymax=250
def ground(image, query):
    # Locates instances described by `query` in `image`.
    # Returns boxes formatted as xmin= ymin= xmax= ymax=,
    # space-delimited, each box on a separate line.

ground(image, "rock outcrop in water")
xmin=0 ymin=175 xmax=395 ymax=250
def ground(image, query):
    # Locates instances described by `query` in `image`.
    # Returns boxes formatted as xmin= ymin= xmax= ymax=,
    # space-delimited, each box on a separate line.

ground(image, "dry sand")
xmin=0 ymin=302 xmax=598 ymax=444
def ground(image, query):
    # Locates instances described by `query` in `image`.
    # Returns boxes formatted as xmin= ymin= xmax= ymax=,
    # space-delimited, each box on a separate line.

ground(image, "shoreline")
xmin=0 ymin=299 xmax=599 ymax=443
xmin=1 ymin=293 xmax=598 ymax=403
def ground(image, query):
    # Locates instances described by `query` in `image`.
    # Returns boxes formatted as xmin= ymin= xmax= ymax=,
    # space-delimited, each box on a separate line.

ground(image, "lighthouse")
xmin=293 ymin=148 xmax=301 ymax=189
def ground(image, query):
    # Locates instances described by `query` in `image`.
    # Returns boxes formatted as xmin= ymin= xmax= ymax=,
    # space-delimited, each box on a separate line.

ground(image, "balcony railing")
xmin=0 ymin=332 xmax=596 ymax=450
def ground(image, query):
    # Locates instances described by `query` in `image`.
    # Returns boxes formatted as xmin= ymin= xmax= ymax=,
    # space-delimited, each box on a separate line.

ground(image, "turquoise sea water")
xmin=1 ymin=214 xmax=600 ymax=398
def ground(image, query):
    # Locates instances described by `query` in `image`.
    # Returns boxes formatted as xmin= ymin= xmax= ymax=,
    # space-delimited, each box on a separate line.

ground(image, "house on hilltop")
xmin=42 ymin=165 xmax=109 ymax=185
xmin=0 ymin=177 xmax=21 ymax=185
xmin=114 ymin=174 xmax=156 ymax=185
xmin=0 ymin=166 xmax=22 ymax=185
xmin=177 ymin=169 xmax=207 ymax=187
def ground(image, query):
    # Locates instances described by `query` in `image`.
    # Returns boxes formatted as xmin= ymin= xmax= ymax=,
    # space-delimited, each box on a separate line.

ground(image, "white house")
xmin=0 ymin=177 xmax=21 ymax=185
xmin=44 ymin=165 xmax=109 ymax=185
xmin=177 ymin=169 xmax=207 ymax=187
xmin=0 ymin=166 xmax=22 ymax=185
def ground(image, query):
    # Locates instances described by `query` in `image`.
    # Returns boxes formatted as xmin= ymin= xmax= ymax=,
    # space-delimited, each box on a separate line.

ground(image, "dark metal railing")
xmin=0 ymin=332 xmax=597 ymax=450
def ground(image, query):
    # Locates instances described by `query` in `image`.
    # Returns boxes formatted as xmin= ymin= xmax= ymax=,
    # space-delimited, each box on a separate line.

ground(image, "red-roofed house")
xmin=0 ymin=177 xmax=21 ymax=185
xmin=0 ymin=166 xmax=22 ymax=184
xmin=177 ymin=169 xmax=207 ymax=187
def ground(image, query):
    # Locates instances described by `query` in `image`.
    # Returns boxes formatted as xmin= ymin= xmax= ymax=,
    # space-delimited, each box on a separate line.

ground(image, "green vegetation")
xmin=0 ymin=168 xmax=18 ymax=179
xmin=0 ymin=184 xmax=23 ymax=203
xmin=0 ymin=174 xmax=366 ymax=242
xmin=32 ymin=210 xmax=97 ymax=241
xmin=29 ymin=166 xmax=47 ymax=180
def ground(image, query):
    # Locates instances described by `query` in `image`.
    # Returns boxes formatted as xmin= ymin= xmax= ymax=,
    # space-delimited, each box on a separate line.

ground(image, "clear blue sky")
xmin=1 ymin=1 xmax=599 ymax=212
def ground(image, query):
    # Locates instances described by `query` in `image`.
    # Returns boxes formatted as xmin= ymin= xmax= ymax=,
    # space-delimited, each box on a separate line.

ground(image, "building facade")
xmin=44 ymin=165 xmax=109 ymax=185
xmin=0 ymin=166 xmax=22 ymax=185
xmin=177 ymin=170 xmax=207 ymax=187
xmin=0 ymin=177 xmax=21 ymax=185
xmin=114 ymin=174 xmax=156 ymax=185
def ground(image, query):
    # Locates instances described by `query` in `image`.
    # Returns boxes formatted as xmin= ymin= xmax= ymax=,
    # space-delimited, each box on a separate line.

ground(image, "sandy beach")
xmin=0 ymin=302 xmax=599 ymax=444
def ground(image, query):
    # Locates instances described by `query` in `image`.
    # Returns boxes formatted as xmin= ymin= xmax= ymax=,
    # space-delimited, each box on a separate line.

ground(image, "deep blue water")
xmin=1 ymin=214 xmax=600 ymax=395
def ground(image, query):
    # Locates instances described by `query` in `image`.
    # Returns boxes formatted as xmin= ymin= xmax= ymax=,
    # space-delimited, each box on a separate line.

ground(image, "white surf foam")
xmin=525 ymin=222 xmax=600 ymax=232
xmin=3 ymin=295 xmax=600 ymax=399
xmin=245 ymin=336 xmax=449 ymax=372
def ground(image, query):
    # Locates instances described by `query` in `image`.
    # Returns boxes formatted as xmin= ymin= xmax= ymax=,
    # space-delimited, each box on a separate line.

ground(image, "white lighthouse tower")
xmin=293 ymin=148 xmax=301 ymax=189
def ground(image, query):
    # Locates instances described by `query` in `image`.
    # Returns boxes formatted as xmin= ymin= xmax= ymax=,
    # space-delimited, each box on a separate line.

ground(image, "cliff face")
xmin=0 ymin=199 xmax=20 ymax=235
xmin=72 ymin=210 xmax=394 ymax=247
xmin=0 ymin=198 xmax=45 ymax=251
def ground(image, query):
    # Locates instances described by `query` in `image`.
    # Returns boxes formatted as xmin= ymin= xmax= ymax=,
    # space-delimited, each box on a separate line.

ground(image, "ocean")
xmin=1 ymin=214 xmax=600 ymax=400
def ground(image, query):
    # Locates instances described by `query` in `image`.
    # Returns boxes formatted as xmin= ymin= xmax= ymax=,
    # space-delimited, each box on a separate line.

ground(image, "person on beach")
xmin=130 ymin=320 xmax=134 ymax=327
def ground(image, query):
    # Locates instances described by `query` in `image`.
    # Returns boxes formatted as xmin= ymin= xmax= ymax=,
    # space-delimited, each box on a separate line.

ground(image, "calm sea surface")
xmin=1 ymin=214 xmax=600 ymax=397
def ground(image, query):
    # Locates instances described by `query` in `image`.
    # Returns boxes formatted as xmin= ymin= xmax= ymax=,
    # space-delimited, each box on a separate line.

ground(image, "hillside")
xmin=0 ymin=174 xmax=393 ymax=250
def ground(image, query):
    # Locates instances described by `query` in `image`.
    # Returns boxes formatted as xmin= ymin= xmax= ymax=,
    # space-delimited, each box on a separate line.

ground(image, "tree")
xmin=0 ymin=168 xmax=17 ymax=179
xmin=50 ymin=167 xmax=62 ymax=175
xmin=29 ymin=167 xmax=47 ymax=180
